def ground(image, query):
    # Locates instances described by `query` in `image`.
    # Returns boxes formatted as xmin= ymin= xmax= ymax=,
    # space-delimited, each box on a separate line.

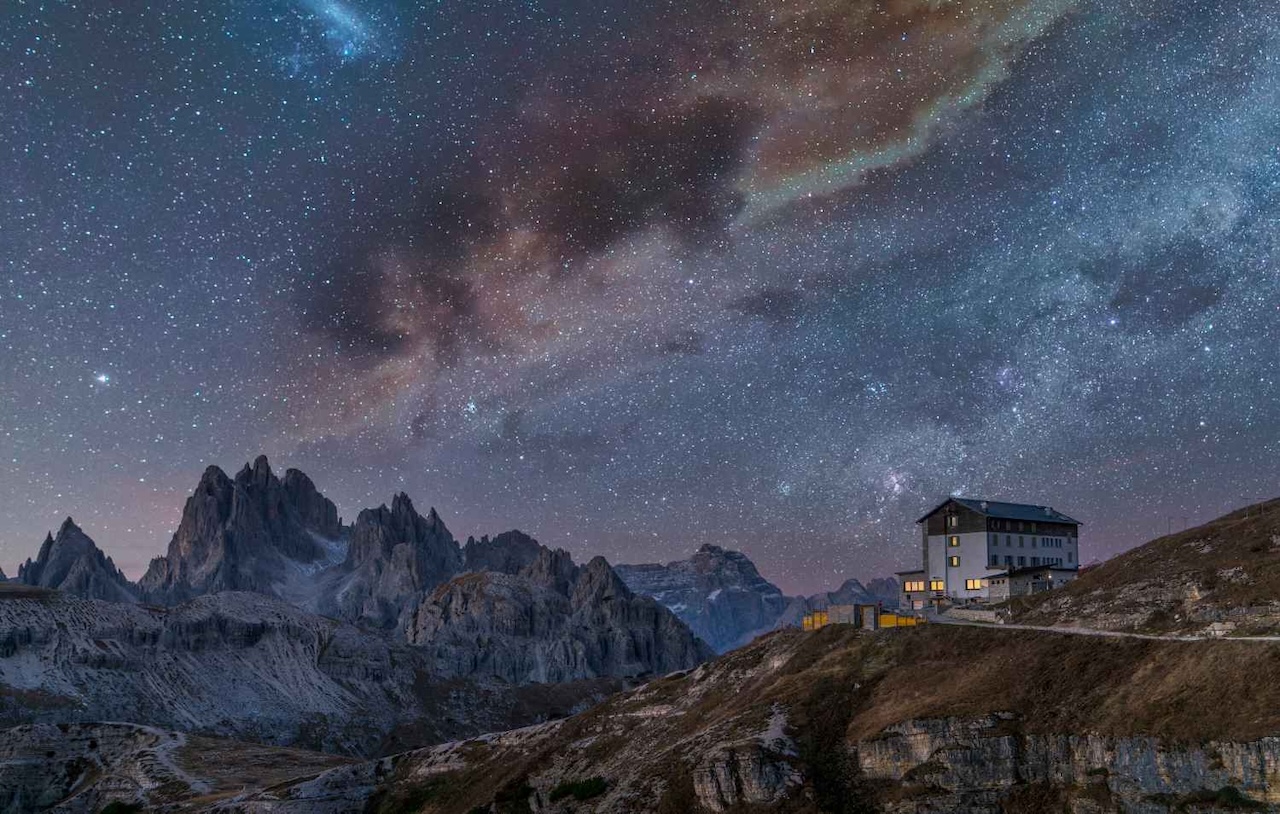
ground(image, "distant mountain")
xmin=866 ymin=576 xmax=901 ymax=607
xmin=137 ymin=456 xmax=346 ymax=603
xmin=616 ymin=545 xmax=900 ymax=652
xmin=1019 ymin=496 xmax=1280 ymax=634
xmin=17 ymin=518 xmax=136 ymax=604
xmin=409 ymin=549 xmax=712 ymax=683
xmin=614 ymin=544 xmax=790 ymax=652
xmin=774 ymin=577 xmax=880 ymax=628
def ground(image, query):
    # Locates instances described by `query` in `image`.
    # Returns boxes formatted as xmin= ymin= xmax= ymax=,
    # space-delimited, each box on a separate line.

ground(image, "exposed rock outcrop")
xmin=615 ymin=544 xmax=790 ymax=652
xmin=319 ymin=493 xmax=462 ymax=630
xmin=407 ymin=549 xmax=712 ymax=683
xmin=137 ymin=456 xmax=346 ymax=604
xmin=16 ymin=518 xmax=136 ymax=603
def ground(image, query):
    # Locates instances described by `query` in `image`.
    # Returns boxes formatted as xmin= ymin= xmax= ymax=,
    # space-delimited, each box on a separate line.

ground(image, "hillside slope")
xmin=1018 ymin=497 xmax=1280 ymax=634
xmin=225 ymin=624 xmax=1280 ymax=813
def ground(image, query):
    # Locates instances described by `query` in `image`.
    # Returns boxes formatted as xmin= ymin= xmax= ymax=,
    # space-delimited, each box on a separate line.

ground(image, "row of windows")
xmin=965 ymin=579 xmax=985 ymax=590
xmin=989 ymin=519 xmax=1073 ymax=534
xmin=904 ymin=579 xmax=947 ymax=593
xmin=989 ymin=534 xmax=1072 ymax=549
xmin=949 ymin=515 xmax=1076 ymax=536
xmin=989 ymin=553 xmax=1073 ymax=567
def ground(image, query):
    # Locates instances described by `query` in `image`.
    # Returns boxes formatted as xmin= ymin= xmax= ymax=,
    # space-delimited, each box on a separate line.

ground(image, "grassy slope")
xmin=1017 ymin=496 xmax=1280 ymax=633
xmin=351 ymin=624 xmax=1280 ymax=813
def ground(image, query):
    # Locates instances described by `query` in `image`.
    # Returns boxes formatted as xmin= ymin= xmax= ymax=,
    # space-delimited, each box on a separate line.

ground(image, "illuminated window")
xmin=948 ymin=556 xmax=960 ymax=567
xmin=948 ymin=515 xmax=958 ymax=529
xmin=904 ymin=580 xmax=925 ymax=592
xmin=965 ymin=579 xmax=985 ymax=590
xmin=930 ymin=579 xmax=945 ymax=591
xmin=949 ymin=535 xmax=960 ymax=547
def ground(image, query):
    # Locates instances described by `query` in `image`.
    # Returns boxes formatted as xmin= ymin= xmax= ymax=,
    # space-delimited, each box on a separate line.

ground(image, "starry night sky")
xmin=2 ymin=0 xmax=1278 ymax=593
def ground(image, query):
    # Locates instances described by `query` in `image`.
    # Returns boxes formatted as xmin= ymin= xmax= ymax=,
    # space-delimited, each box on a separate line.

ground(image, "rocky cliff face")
xmin=0 ymin=590 xmax=619 ymax=757
xmin=137 ymin=456 xmax=346 ymax=604
xmin=406 ymin=548 xmax=713 ymax=683
xmin=615 ymin=544 xmax=790 ymax=652
xmin=318 ymin=493 xmax=462 ymax=630
xmin=16 ymin=518 xmax=136 ymax=603
xmin=223 ymin=624 xmax=1280 ymax=813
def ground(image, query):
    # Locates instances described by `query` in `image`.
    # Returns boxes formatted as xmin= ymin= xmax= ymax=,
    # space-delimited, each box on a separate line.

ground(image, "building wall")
xmin=925 ymin=531 xmax=993 ymax=600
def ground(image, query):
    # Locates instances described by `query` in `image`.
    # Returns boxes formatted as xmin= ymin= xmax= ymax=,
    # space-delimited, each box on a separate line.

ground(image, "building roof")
xmin=895 ymin=568 xmax=926 ymax=576
xmin=916 ymin=497 xmax=1081 ymax=525
xmin=988 ymin=564 xmax=1080 ymax=579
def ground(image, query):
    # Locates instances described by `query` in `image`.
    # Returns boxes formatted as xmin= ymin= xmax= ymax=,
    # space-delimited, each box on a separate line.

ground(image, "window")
xmin=1068 ymin=552 xmax=1073 ymax=563
xmin=1017 ymin=556 xmax=1026 ymax=566
xmin=948 ymin=515 xmax=958 ymax=529
xmin=904 ymin=580 xmax=925 ymax=592
xmin=990 ymin=554 xmax=999 ymax=566
xmin=949 ymin=535 xmax=960 ymax=547
xmin=1005 ymin=555 xmax=1013 ymax=565
xmin=1031 ymin=537 xmax=1038 ymax=548
xmin=1031 ymin=557 xmax=1040 ymax=566
xmin=948 ymin=556 xmax=960 ymax=567
xmin=965 ymin=579 xmax=985 ymax=590
xmin=1019 ymin=536 xmax=1025 ymax=547
xmin=1006 ymin=534 xmax=1012 ymax=546
xmin=930 ymin=579 xmax=945 ymax=591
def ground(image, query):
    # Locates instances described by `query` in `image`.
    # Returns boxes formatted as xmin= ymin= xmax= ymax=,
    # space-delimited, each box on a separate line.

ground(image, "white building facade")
xmin=899 ymin=498 xmax=1081 ymax=609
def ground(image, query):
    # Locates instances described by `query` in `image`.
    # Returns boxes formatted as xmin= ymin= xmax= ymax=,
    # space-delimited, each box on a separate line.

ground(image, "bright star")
xmin=95 ymin=373 xmax=110 ymax=384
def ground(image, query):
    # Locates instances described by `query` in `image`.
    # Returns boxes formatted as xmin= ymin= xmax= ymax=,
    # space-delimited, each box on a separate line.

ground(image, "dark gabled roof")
xmin=916 ymin=497 xmax=1081 ymax=525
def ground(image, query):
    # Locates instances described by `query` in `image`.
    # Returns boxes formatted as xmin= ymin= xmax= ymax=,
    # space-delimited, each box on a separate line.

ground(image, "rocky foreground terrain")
xmin=7 ymin=623 xmax=1280 ymax=812
xmin=1017 ymin=496 xmax=1280 ymax=635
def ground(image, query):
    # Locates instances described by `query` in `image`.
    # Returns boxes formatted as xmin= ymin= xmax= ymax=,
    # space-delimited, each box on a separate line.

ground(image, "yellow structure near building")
xmin=801 ymin=604 xmax=923 ymax=631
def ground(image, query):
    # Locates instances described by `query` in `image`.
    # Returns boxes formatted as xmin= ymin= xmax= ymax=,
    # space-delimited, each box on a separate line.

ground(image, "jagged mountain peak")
xmin=324 ymin=492 xmax=462 ymax=630
xmin=18 ymin=519 xmax=135 ymax=603
xmin=463 ymin=529 xmax=543 ymax=573
xmin=137 ymin=456 xmax=341 ymax=603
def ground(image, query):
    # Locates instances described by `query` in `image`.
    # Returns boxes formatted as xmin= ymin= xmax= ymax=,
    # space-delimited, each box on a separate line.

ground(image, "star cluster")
xmin=1 ymin=0 xmax=1277 ymax=592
